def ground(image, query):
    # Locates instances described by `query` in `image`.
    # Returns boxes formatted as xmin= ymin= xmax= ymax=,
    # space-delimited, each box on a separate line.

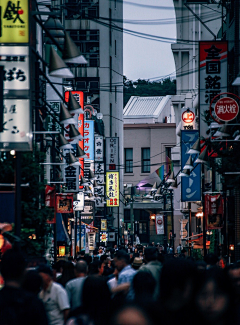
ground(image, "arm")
xmin=111 ymin=282 xmax=130 ymax=294
xmin=63 ymin=309 xmax=70 ymax=322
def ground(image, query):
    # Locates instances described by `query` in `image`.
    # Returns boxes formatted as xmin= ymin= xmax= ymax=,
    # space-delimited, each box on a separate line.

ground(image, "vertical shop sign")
xmin=64 ymin=165 xmax=79 ymax=193
xmin=94 ymin=136 xmax=104 ymax=161
xmin=205 ymin=194 xmax=223 ymax=229
xmin=181 ymin=130 xmax=201 ymax=201
xmin=106 ymin=171 xmax=119 ymax=207
xmin=155 ymin=215 xmax=164 ymax=235
xmin=56 ymin=194 xmax=73 ymax=213
xmin=106 ymin=137 xmax=119 ymax=171
xmin=84 ymin=120 xmax=94 ymax=161
xmin=199 ymin=41 xmax=228 ymax=138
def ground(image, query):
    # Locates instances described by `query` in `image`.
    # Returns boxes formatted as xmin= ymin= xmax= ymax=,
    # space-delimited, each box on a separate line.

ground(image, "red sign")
xmin=56 ymin=194 xmax=73 ymax=213
xmin=205 ymin=194 xmax=223 ymax=229
xmin=214 ymin=97 xmax=239 ymax=122
xmin=182 ymin=110 xmax=195 ymax=123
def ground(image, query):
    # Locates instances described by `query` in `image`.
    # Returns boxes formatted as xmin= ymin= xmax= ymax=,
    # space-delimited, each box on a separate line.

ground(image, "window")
xmin=125 ymin=148 xmax=133 ymax=173
xmin=141 ymin=148 xmax=150 ymax=173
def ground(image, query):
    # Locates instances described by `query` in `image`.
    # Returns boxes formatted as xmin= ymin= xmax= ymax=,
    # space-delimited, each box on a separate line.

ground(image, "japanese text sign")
xmin=106 ymin=137 xmax=119 ymax=171
xmin=56 ymin=194 xmax=73 ymax=213
xmin=0 ymin=46 xmax=29 ymax=90
xmin=101 ymin=219 xmax=107 ymax=231
xmin=199 ymin=41 xmax=228 ymax=138
xmin=0 ymin=0 xmax=29 ymax=43
xmin=84 ymin=120 xmax=94 ymax=161
xmin=106 ymin=171 xmax=119 ymax=207
xmin=214 ymin=97 xmax=239 ymax=122
xmin=181 ymin=107 xmax=195 ymax=130
xmin=63 ymin=165 xmax=79 ymax=193
xmin=155 ymin=215 xmax=164 ymax=235
xmin=181 ymin=130 xmax=201 ymax=202
xmin=94 ymin=136 xmax=104 ymax=161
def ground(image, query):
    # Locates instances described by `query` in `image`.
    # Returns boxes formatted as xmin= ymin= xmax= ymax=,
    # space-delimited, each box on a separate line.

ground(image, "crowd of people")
xmin=0 ymin=243 xmax=240 ymax=325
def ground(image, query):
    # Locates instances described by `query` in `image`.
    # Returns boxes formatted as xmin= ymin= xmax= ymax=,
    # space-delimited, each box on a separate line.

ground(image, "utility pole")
xmin=163 ymin=193 xmax=168 ymax=254
xmin=130 ymin=186 xmax=135 ymax=245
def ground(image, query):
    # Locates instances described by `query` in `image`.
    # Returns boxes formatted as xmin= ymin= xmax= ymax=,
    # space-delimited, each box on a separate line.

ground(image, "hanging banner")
xmin=205 ymin=194 xmax=224 ymax=229
xmin=106 ymin=137 xmax=119 ymax=171
xmin=155 ymin=215 xmax=164 ymax=235
xmin=106 ymin=171 xmax=119 ymax=207
xmin=181 ymin=130 xmax=201 ymax=202
xmin=0 ymin=0 xmax=29 ymax=43
xmin=95 ymin=136 xmax=104 ymax=161
xmin=45 ymin=185 xmax=55 ymax=208
xmin=73 ymin=192 xmax=84 ymax=211
xmin=199 ymin=41 xmax=228 ymax=138
xmin=84 ymin=120 xmax=94 ymax=160
xmin=63 ymin=165 xmax=79 ymax=193
xmin=101 ymin=219 xmax=107 ymax=231
xmin=100 ymin=231 xmax=108 ymax=243
xmin=87 ymin=232 xmax=96 ymax=251
xmin=56 ymin=194 xmax=73 ymax=213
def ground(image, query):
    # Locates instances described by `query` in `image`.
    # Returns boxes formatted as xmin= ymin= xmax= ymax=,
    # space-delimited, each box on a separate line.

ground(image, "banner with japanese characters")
xmin=106 ymin=171 xmax=119 ymax=207
xmin=84 ymin=120 xmax=94 ymax=161
xmin=95 ymin=136 xmax=104 ymax=161
xmin=106 ymin=137 xmax=119 ymax=171
xmin=205 ymin=194 xmax=224 ymax=229
xmin=199 ymin=41 xmax=228 ymax=138
xmin=63 ymin=165 xmax=79 ymax=193
xmin=0 ymin=0 xmax=29 ymax=43
xmin=56 ymin=194 xmax=73 ymax=213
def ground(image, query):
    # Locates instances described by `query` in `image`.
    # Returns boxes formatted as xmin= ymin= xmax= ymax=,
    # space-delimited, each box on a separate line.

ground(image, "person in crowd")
xmin=77 ymin=250 xmax=87 ymax=262
xmin=139 ymin=247 xmax=162 ymax=299
xmin=135 ymin=234 xmax=140 ymax=245
xmin=133 ymin=247 xmax=139 ymax=258
xmin=176 ymin=243 xmax=182 ymax=255
xmin=108 ymin=266 xmax=119 ymax=292
xmin=100 ymin=254 xmax=114 ymax=276
xmin=57 ymin=261 xmax=75 ymax=287
xmin=38 ymin=264 xmax=70 ymax=325
xmin=22 ymin=269 xmax=43 ymax=295
xmin=92 ymin=248 xmax=99 ymax=261
xmin=132 ymin=257 xmax=143 ymax=271
xmin=97 ymin=260 xmax=105 ymax=276
xmin=112 ymin=249 xmax=136 ymax=300
xmin=65 ymin=260 xmax=88 ymax=310
xmin=114 ymin=244 xmax=118 ymax=252
xmin=204 ymin=253 xmax=219 ymax=269
xmin=0 ymin=249 xmax=48 ymax=325
xmin=66 ymin=275 xmax=111 ymax=325
xmin=194 ymin=267 xmax=236 ymax=325
xmin=110 ymin=303 xmax=154 ymax=325
xmin=88 ymin=260 xmax=99 ymax=275
xmin=133 ymin=271 xmax=156 ymax=303
xmin=139 ymin=250 xmax=144 ymax=259
xmin=52 ymin=260 xmax=66 ymax=282
xmin=159 ymin=258 xmax=196 ymax=325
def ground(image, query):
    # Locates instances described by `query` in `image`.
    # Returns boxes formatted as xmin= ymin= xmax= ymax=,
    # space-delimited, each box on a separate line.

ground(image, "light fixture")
xmin=150 ymin=214 xmax=156 ymax=220
xmin=232 ymin=74 xmax=240 ymax=86
xmin=75 ymin=144 xmax=87 ymax=158
xmin=59 ymin=134 xmax=73 ymax=150
xmin=59 ymin=103 xmax=77 ymax=125
xmin=68 ymin=151 xmax=80 ymax=166
xmin=179 ymin=169 xmax=191 ymax=177
xmin=183 ymin=156 xmax=194 ymax=171
xmin=89 ymin=170 xmax=96 ymax=181
xmin=68 ymin=92 xmax=84 ymax=114
xmin=44 ymin=17 xmax=64 ymax=30
xmin=196 ymin=211 xmax=203 ymax=217
xmin=48 ymin=47 xmax=74 ymax=79
xmin=151 ymin=182 xmax=157 ymax=192
xmin=68 ymin=124 xmax=83 ymax=140
xmin=84 ymin=185 xmax=92 ymax=194
xmin=187 ymin=138 xmax=200 ymax=154
xmin=195 ymin=146 xmax=208 ymax=164
xmin=169 ymin=178 xmax=178 ymax=189
xmin=80 ymin=175 xmax=89 ymax=186
xmin=154 ymin=187 xmax=162 ymax=197
xmin=166 ymin=171 xmax=175 ymax=183
xmin=63 ymin=32 xmax=88 ymax=64
xmin=213 ymin=124 xmax=230 ymax=137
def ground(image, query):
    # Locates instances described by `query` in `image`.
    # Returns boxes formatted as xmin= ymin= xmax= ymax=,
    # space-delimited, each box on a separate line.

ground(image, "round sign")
xmin=182 ymin=110 xmax=195 ymax=123
xmin=157 ymin=219 xmax=163 ymax=226
xmin=214 ymin=97 xmax=239 ymax=122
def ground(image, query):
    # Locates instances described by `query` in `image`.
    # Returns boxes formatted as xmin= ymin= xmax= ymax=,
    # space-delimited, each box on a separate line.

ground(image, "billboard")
xmin=106 ymin=171 xmax=119 ymax=207
xmin=106 ymin=137 xmax=119 ymax=171
xmin=84 ymin=120 xmax=94 ymax=160
xmin=181 ymin=130 xmax=201 ymax=202
xmin=0 ymin=0 xmax=29 ymax=43
xmin=199 ymin=41 xmax=228 ymax=138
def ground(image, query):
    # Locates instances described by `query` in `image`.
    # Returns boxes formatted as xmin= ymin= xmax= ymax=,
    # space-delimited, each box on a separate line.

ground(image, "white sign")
xmin=88 ymin=232 xmax=96 ymax=251
xmin=0 ymin=46 xmax=29 ymax=91
xmin=155 ymin=215 xmax=164 ymax=235
xmin=95 ymin=162 xmax=105 ymax=174
xmin=0 ymin=99 xmax=31 ymax=150
xmin=94 ymin=136 xmax=104 ymax=161
xmin=73 ymin=192 xmax=84 ymax=211
xmin=181 ymin=107 xmax=196 ymax=130
xmin=106 ymin=137 xmax=119 ymax=171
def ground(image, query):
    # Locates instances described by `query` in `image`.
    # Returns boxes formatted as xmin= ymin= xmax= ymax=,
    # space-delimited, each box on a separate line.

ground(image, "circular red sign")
xmin=214 ymin=97 xmax=239 ymax=122
xmin=157 ymin=219 xmax=162 ymax=225
xmin=182 ymin=110 xmax=195 ymax=123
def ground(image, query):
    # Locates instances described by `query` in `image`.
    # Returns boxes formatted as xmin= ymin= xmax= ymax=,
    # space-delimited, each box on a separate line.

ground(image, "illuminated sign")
xmin=84 ymin=120 xmax=94 ymax=160
xmin=214 ymin=97 xmax=239 ymax=122
xmin=106 ymin=137 xmax=119 ymax=171
xmin=101 ymin=219 xmax=107 ymax=231
xmin=0 ymin=0 xmax=29 ymax=43
xmin=106 ymin=171 xmax=119 ymax=207
xmin=181 ymin=108 xmax=196 ymax=130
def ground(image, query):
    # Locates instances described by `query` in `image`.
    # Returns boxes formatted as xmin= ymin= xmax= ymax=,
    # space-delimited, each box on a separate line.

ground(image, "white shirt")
xmin=66 ymin=276 xmax=86 ymax=310
xmin=39 ymin=281 xmax=70 ymax=325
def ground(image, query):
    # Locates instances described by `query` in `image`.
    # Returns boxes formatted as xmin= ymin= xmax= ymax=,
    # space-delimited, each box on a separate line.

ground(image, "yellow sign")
xmin=106 ymin=172 xmax=119 ymax=207
xmin=101 ymin=219 xmax=107 ymax=231
xmin=0 ymin=0 xmax=29 ymax=43
xmin=59 ymin=246 xmax=65 ymax=256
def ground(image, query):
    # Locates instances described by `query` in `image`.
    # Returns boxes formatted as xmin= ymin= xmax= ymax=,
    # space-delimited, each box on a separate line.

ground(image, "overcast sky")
xmin=123 ymin=0 xmax=176 ymax=81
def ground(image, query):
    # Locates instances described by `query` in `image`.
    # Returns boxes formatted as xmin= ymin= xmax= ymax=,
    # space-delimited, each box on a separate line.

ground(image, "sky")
xmin=123 ymin=0 xmax=176 ymax=82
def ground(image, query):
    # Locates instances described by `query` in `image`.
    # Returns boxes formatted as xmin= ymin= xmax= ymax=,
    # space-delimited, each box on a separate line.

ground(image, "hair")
xmin=58 ymin=261 xmax=75 ymax=287
xmin=114 ymin=250 xmax=130 ymax=264
xmin=100 ymin=254 xmax=108 ymax=263
xmin=133 ymin=271 xmax=156 ymax=301
xmin=22 ymin=270 xmax=43 ymax=295
xmin=144 ymin=247 xmax=158 ymax=262
xmin=0 ymin=249 xmax=26 ymax=282
xmin=75 ymin=260 xmax=88 ymax=274
xmin=88 ymin=261 xmax=99 ymax=275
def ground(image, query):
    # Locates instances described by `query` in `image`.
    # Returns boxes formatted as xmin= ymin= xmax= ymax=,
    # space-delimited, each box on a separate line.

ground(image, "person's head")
xmin=98 ymin=260 xmax=105 ymax=276
xmin=75 ymin=260 xmax=88 ymax=277
xmin=134 ymin=248 xmax=138 ymax=254
xmin=144 ymin=247 xmax=158 ymax=263
xmin=132 ymin=257 xmax=143 ymax=270
xmin=100 ymin=254 xmax=108 ymax=263
xmin=0 ymin=249 xmax=26 ymax=285
xmin=22 ymin=270 xmax=43 ymax=295
xmin=114 ymin=250 xmax=130 ymax=272
xmin=227 ymin=263 xmax=240 ymax=298
xmin=204 ymin=253 xmax=219 ymax=268
xmin=80 ymin=250 xmax=85 ymax=257
xmin=110 ymin=304 xmax=153 ymax=325
xmin=37 ymin=264 xmax=53 ymax=290
xmin=88 ymin=260 xmax=99 ymax=275
xmin=139 ymin=251 xmax=143 ymax=257
xmin=93 ymin=248 xmax=98 ymax=256
xmin=133 ymin=271 xmax=156 ymax=302
xmin=195 ymin=268 xmax=234 ymax=323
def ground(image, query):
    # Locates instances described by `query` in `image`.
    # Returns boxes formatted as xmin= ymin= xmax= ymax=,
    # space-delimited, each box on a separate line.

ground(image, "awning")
xmin=186 ymin=233 xmax=210 ymax=249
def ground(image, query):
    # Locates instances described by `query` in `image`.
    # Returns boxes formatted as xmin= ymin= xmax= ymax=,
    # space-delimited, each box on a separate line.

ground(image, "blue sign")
xmin=181 ymin=130 xmax=201 ymax=202
xmin=77 ymin=224 xmax=86 ymax=250
xmin=84 ymin=120 xmax=94 ymax=160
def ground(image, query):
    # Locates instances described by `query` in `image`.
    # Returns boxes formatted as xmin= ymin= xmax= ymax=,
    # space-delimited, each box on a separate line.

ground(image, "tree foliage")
xmin=124 ymin=77 xmax=176 ymax=106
